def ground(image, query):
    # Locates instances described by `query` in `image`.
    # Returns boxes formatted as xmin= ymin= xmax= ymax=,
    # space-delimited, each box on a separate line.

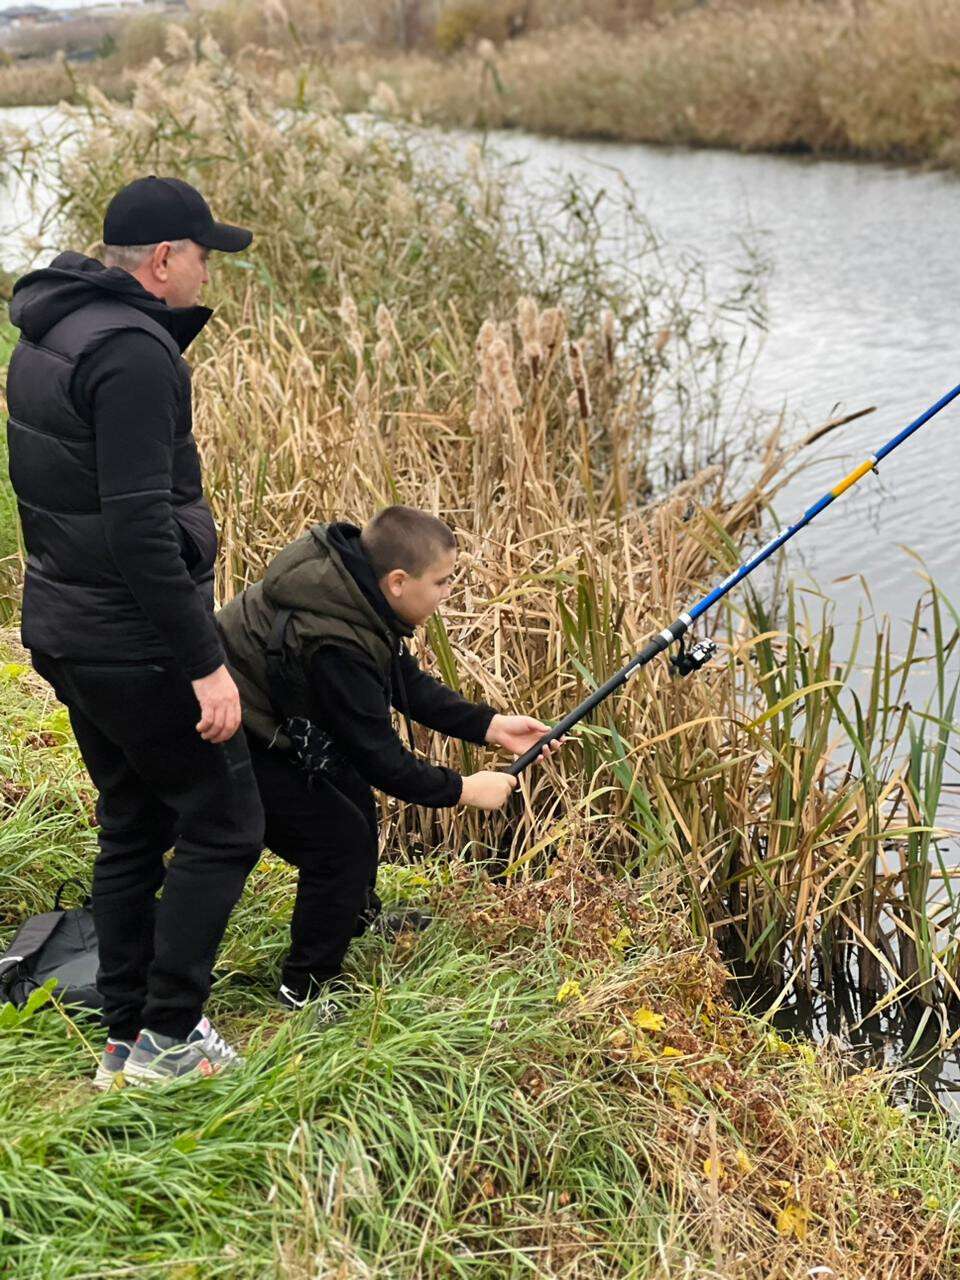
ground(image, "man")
xmin=6 ymin=176 xmax=265 ymax=1087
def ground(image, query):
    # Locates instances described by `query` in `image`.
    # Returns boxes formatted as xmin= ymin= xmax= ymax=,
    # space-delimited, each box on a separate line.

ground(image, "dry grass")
xmin=325 ymin=0 xmax=960 ymax=166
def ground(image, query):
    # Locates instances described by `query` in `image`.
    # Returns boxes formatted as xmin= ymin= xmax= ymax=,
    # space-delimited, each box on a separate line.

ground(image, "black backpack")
xmin=0 ymin=880 xmax=103 ymax=1014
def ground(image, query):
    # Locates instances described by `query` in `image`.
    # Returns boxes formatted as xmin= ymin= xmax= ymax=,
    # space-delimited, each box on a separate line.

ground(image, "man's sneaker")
xmin=124 ymin=1017 xmax=243 ymax=1086
xmin=92 ymin=1037 xmax=135 ymax=1091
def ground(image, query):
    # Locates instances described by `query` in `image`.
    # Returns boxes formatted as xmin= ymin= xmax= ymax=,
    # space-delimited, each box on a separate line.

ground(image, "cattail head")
xmin=376 ymin=304 xmax=394 ymax=341
xmin=339 ymin=293 xmax=364 ymax=362
xmin=369 ymin=81 xmax=400 ymax=116
xmin=566 ymin=340 xmax=591 ymax=420
xmin=517 ymin=296 xmax=543 ymax=375
xmin=601 ymin=309 xmax=616 ymax=368
xmin=338 ymin=293 xmax=359 ymax=331
xmin=491 ymin=338 xmax=522 ymax=413
xmin=476 ymin=319 xmax=498 ymax=361
xmin=539 ymin=306 xmax=566 ymax=357
xmin=198 ymin=33 xmax=223 ymax=65
xmin=164 ymin=23 xmax=194 ymax=62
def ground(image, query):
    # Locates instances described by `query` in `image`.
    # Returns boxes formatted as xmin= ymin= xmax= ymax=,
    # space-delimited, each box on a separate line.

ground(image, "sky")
xmin=21 ymin=1 xmax=142 ymax=8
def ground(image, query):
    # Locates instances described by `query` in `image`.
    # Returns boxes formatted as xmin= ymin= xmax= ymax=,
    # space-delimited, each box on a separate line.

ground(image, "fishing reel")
xmin=670 ymin=635 xmax=718 ymax=678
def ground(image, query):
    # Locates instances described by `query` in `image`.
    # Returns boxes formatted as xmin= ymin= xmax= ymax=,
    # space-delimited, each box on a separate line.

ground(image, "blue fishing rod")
xmin=508 ymin=381 xmax=960 ymax=777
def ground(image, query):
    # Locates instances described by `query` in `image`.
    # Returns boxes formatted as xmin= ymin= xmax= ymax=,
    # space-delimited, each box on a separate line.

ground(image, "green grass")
xmin=2 ymin=646 xmax=960 ymax=1278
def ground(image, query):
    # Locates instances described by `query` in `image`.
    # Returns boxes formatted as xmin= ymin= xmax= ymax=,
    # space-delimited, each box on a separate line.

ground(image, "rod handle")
xmin=504 ymin=625 xmax=685 ymax=777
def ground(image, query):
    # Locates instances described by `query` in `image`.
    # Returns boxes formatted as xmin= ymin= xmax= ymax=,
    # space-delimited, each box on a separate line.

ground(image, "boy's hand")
xmin=485 ymin=714 xmax=562 ymax=758
xmin=459 ymin=771 xmax=518 ymax=811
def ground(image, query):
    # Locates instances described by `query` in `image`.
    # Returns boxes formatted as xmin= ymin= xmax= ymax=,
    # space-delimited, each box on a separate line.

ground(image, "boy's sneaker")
xmin=278 ymin=984 xmax=309 ymax=1011
xmin=92 ymin=1037 xmax=135 ymax=1091
xmin=371 ymin=907 xmax=433 ymax=939
xmin=278 ymin=983 xmax=346 ymax=1027
xmin=124 ymin=1017 xmax=243 ymax=1086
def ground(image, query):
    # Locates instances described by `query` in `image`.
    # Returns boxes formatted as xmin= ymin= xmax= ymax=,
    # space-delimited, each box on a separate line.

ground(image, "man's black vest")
xmin=6 ymin=294 xmax=218 ymax=662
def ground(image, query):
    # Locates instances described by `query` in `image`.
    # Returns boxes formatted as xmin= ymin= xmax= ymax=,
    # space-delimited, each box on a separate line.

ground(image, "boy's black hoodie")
xmin=311 ymin=524 xmax=496 ymax=806
xmin=219 ymin=522 xmax=497 ymax=808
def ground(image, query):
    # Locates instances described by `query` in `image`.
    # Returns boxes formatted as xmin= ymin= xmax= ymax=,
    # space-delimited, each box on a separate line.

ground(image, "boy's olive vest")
xmin=217 ymin=524 xmax=396 ymax=747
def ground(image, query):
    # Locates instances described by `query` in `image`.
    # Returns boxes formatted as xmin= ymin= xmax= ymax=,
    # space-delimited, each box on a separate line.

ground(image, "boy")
xmin=217 ymin=507 xmax=556 ymax=1009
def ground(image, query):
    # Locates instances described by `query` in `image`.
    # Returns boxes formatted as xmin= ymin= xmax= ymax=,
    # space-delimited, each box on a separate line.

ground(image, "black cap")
xmin=102 ymin=176 xmax=252 ymax=252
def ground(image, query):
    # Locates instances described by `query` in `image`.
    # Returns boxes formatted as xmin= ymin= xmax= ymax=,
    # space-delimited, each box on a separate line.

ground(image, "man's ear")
xmin=151 ymin=242 xmax=172 ymax=282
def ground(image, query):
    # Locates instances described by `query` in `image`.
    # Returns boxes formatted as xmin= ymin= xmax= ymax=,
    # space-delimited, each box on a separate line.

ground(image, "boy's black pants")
xmin=247 ymin=734 xmax=379 ymax=996
xmin=32 ymin=653 xmax=265 ymax=1042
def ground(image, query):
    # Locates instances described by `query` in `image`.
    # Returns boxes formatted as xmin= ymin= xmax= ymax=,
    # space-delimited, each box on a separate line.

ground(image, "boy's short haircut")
xmin=361 ymin=506 xmax=456 ymax=578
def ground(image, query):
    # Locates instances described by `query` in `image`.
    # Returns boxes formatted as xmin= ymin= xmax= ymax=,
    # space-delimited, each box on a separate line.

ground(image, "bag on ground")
xmin=0 ymin=879 xmax=102 ymax=1013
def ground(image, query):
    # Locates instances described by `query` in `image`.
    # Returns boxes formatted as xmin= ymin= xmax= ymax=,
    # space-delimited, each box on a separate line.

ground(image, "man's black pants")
xmin=247 ymin=735 xmax=379 ymax=997
xmin=33 ymin=654 xmax=265 ymax=1041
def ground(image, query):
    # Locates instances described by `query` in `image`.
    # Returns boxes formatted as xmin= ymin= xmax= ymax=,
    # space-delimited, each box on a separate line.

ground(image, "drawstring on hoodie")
xmin=392 ymin=642 xmax=417 ymax=753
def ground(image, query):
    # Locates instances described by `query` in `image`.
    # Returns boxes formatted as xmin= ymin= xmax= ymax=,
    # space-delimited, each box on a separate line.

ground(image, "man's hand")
xmin=191 ymin=664 xmax=242 ymax=743
xmin=459 ymin=770 xmax=519 ymax=811
xmin=485 ymin=713 xmax=562 ymax=759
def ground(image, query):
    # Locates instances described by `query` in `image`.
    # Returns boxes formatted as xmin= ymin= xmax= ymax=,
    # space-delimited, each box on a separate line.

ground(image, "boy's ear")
xmin=381 ymin=568 xmax=408 ymax=599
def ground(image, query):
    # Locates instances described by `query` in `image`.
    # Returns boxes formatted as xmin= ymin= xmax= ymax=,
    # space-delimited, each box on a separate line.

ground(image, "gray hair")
xmin=102 ymin=239 xmax=191 ymax=272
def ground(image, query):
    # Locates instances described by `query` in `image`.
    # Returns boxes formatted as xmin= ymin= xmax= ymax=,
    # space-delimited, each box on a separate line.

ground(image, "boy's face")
xmin=380 ymin=547 xmax=457 ymax=626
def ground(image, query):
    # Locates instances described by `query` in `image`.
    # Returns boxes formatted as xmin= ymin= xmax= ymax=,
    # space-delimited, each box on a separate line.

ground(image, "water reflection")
xmin=732 ymin=955 xmax=960 ymax=1122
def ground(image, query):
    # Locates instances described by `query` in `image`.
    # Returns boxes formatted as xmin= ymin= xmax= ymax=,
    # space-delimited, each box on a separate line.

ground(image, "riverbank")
xmin=2 ymin=629 xmax=958 ymax=1277
xmin=4 ymin=49 xmax=960 ymax=1275
xmin=5 ymin=1 xmax=960 ymax=172
xmin=325 ymin=0 xmax=960 ymax=168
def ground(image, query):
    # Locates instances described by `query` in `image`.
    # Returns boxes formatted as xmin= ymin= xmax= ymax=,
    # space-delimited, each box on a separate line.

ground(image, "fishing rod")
xmin=507 ymin=381 xmax=960 ymax=777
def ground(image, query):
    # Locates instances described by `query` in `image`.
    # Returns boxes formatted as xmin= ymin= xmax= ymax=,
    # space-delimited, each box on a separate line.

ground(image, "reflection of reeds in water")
xmin=6 ymin=51 xmax=960 ymax=1028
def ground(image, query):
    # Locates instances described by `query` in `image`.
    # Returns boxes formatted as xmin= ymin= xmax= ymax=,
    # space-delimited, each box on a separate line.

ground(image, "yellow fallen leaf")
xmin=555 ymin=980 xmax=583 ymax=1005
xmin=765 ymin=1031 xmax=793 ymax=1056
xmin=666 ymin=1082 xmax=689 ymax=1109
xmin=661 ymin=1046 xmax=683 ymax=1059
xmin=734 ymin=1148 xmax=753 ymax=1175
xmin=631 ymin=1007 xmax=665 ymax=1033
xmin=703 ymin=1156 xmax=724 ymax=1180
xmin=822 ymin=1156 xmax=839 ymax=1176
xmin=777 ymin=1202 xmax=810 ymax=1241
xmin=610 ymin=926 xmax=633 ymax=953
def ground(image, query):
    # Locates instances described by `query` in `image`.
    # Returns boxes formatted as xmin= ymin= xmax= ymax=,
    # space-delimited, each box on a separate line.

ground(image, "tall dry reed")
xmin=5 ymin=47 xmax=960 ymax=1026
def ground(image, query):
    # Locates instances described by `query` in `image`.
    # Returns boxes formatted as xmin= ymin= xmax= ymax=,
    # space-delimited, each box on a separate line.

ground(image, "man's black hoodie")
xmin=7 ymin=252 xmax=223 ymax=678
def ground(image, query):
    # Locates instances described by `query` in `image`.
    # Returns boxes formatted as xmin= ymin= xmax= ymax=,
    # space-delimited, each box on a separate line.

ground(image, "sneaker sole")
xmin=92 ymin=1066 xmax=126 ymax=1092
xmin=124 ymin=1057 xmax=240 ymax=1086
